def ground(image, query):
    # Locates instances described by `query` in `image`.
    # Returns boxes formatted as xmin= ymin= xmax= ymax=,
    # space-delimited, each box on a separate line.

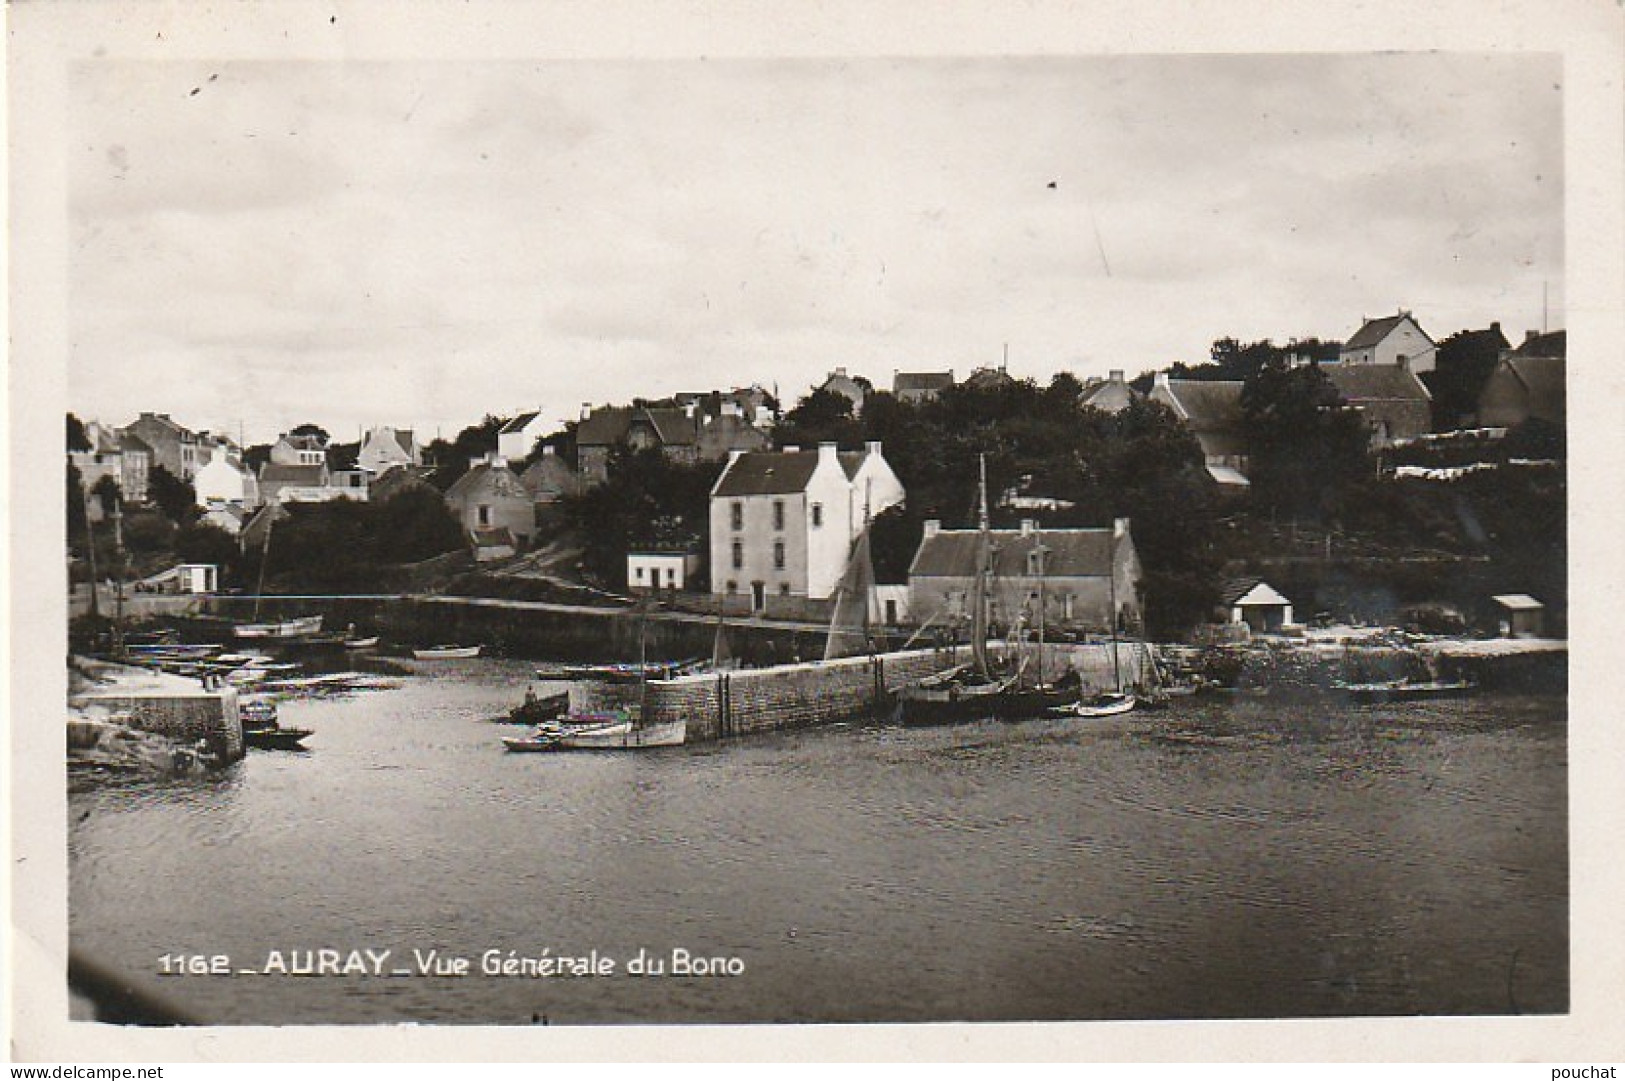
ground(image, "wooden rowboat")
xmin=413 ymin=645 xmax=481 ymax=660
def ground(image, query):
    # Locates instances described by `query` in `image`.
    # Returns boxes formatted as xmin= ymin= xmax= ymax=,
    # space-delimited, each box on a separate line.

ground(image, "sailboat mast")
xmin=1035 ymin=526 xmax=1045 ymax=686
xmin=1108 ymin=526 xmax=1121 ymax=690
xmin=971 ymin=454 xmax=991 ymax=677
xmin=253 ymin=510 xmax=273 ymax=622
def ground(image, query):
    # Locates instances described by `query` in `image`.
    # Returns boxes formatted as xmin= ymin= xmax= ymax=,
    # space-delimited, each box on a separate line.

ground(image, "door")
xmin=751 ymin=581 xmax=766 ymax=612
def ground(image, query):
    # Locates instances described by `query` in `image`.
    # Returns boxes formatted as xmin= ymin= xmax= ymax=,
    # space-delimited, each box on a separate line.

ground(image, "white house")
xmin=358 ymin=426 xmax=423 ymax=474
xmin=709 ymin=441 xmax=904 ymax=610
xmin=497 ymin=411 xmax=551 ymax=461
xmin=194 ymin=452 xmax=259 ymax=507
xmin=628 ymin=551 xmax=702 ymax=593
xmin=1339 ymin=310 xmax=1438 ymax=373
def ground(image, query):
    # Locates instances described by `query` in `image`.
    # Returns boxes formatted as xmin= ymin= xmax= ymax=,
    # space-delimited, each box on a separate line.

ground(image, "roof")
xmin=1156 ymin=379 xmax=1245 ymax=428
xmin=1500 ymin=356 xmax=1565 ymax=419
xmin=1509 ymin=330 xmax=1565 ymax=359
xmin=445 ymin=460 xmax=531 ymax=502
xmin=117 ymin=431 xmax=153 ymax=454
xmin=258 ymin=463 xmax=326 ymax=485
xmin=520 ymin=454 xmax=579 ymax=497
xmin=1221 ymin=578 xmax=1291 ymax=607
xmin=712 ymin=450 xmax=824 ymax=497
xmin=499 ymin=412 xmax=541 ymax=435
xmin=284 ymin=434 xmax=326 ymax=451
xmin=910 ymin=527 xmax=1118 ymax=579
xmin=894 ymin=371 xmax=954 ymax=393
xmin=577 ymin=406 xmax=699 ymax=448
xmin=1492 ymin=593 xmax=1544 ymax=610
xmin=1344 ymin=312 xmax=1432 ymax=351
xmin=1322 ymin=363 xmax=1432 ymax=402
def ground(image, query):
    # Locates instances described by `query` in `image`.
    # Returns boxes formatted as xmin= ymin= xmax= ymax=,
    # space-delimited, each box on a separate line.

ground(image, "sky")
xmin=66 ymin=52 xmax=1564 ymax=446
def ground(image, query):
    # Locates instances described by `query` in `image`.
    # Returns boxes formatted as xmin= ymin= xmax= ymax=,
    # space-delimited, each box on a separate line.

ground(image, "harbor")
xmin=67 ymin=653 xmax=1567 ymax=1025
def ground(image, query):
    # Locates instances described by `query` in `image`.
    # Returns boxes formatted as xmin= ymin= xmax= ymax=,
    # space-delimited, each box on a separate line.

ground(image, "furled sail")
xmin=823 ymin=525 xmax=876 ymax=661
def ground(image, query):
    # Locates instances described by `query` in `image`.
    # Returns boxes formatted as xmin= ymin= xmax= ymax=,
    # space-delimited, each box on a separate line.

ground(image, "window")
xmin=731 ymin=540 xmax=743 ymax=569
xmin=773 ymin=500 xmax=785 ymax=531
xmin=665 ymin=567 xmax=676 ymax=584
xmin=1027 ymin=550 xmax=1043 ymax=576
xmin=730 ymin=502 xmax=743 ymax=531
xmin=477 ymin=505 xmax=491 ymax=526
xmin=726 ymin=580 xmax=737 ymax=594
xmin=779 ymin=583 xmax=791 ymax=597
xmin=811 ymin=503 xmax=823 ymax=528
xmin=773 ymin=540 xmax=785 ymax=570
xmin=635 ymin=566 xmax=645 ymax=580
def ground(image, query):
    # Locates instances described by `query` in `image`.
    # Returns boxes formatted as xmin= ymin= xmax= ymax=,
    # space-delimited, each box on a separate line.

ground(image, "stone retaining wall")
xmin=73 ymin=685 xmax=245 ymax=761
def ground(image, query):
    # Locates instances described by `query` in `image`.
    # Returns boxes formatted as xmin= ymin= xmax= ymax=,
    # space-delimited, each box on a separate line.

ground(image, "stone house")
xmin=256 ymin=462 xmax=363 ymax=505
xmin=1079 ymin=370 xmax=1140 ymax=414
xmin=575 ymin=405 xmax=701 ymax=486
xmin=1322 ymin=361 xmax=1434 ymax=448
xmin=195 ymin=452 xmax=261 ymax=508
xmin=709 ymin=441 xmax=905 ymax=610
xmin=893 ymin=371 xmax=954 ymax=404
xmin=118 ymin=432 xmax=152 ymax=505
xmin=124 ymin=412 xmax=203 ymax=481
xmin=815 ymin=367 xmax=868 ymax=414
xmin=908 ymin=517 xmax=1143 ymax=634
xmin=1339 ymin=310 xmax=1438 ymax=373
xmin=1477 ymin=355 xmax=1565 ymax=429
xmin=69 ymin=421 xmax=124 ymax=519
xmin=444 ymin=455 xmax=535 ymax=547
xmin=270 ymin=434 xmax=328 ymax=467
xmin=1149 ymin=375 xmax=1250 ymax=487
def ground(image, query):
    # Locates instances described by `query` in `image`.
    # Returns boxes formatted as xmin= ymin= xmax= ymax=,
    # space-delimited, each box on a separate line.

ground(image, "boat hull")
xmin=1338 ymin=680 xmax=1475 ymax=703
xmin=233 ymin=616 xmax=324 ymax=640
xmin=504 ymin=719 xmax=687 ymax=750
xmin=414 ymin=646 xmax=482 ymax=660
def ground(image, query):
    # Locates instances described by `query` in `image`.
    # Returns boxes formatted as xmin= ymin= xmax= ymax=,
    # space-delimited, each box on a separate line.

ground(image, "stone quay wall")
xmin=73 ymin=683 xmax=245 ymax=761
xmin=632 ymin=646 xmax=975 ymax=742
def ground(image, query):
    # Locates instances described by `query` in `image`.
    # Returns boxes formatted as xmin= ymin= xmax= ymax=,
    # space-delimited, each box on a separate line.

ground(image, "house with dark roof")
xmin=1507 ymin=329 xmax=1566 ymax=359
xmin=358 ymin=426 xmax=423 ymax=475
xmin=1477 ymin=355 xmax=1565 ymax=429
xmin=908 ymin=518 xmax=1142 ymax=633
xmin=962 ymin=365 xmax=1015 ymax=392
xmin=1149 ymin=374 xmax=1250 ymax=486
xmin=124 ymin=412 xmax=203 ymax=480
xmin=1339 ymin=310 xmax=1438 ymax=373
xmin=444 ymin=455 xmax=536 ymax=548
xmin=709 ymin=441 xmax=904 ymax=609
xmin=893 ymin=370 xmax=954 ymax=404
xmin=815 ymin=368 xmax=868 ymax=415
xmin=1322 ymin=362 xmax=1433 ymax=447
xmin=520 ymin=446 xmax=582 ymax=506
xmin=1079 ymin=370 xmax=1141 ymax=414
xmin=257 ymin=462 xmax=330 ymax=505
xmin=497 ymin=411 xmax=550 ymax=461
xmin=270 ymin=433 xmax=328 ymax=467
xmin=575 ymin=405 xmax=702 ymax=486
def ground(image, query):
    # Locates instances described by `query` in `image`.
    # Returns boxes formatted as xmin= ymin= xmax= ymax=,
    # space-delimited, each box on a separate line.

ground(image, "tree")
xmin=1242 ymin=360 xmax=1372 ymax=522
xmin=90 ymin=474 xmax=123 ymax=517
xmin=774 ymin=388 xmax=863 ymax=449
xmin=175 ymin=521 xmax=242 ymax=578
xmin=67 ymin=413 xmax=91 ymax=452
xmin=289 ymin=422 xmax=332 ymax=444
xmin=148 ymin=465 xmax=199 ymax=525
xmin=67 ymin=461 xmax=88 ymax=543
xmin=1424 ymin=329 xmax=1506 ymax=429
xmin=373 ymin=485 xmax=466 ymax=563
xmin=557 ymin=447 xmax=723 ymax=588
xmin=427 ymin=415 xmax=510 ymax=490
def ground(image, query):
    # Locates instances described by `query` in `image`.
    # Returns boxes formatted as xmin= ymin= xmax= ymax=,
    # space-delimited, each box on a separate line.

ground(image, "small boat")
xmin=504 ymin=687 xmax=571 ymax=725
xmin=1052 ymin=691 xmax=1138 ymax=718
xmin=343 ymin=635 xmax=380 ymax=650
xmin=243 ymin=726 xmax=313 ymax=750
xmin=505 ymin=718 xmax=687 ymax=751
xmin=534 ymin=660 xmax=693 ymax=683
xmin=897 ymin=671 xmax=1018 ymax=725
xmin=1336 ymin=678 xmax=1476 ymax=703
xmin=234 ymin=615 xmax=324 ymax=640
xmin=414 ymin=645 xmax=482 ymax=660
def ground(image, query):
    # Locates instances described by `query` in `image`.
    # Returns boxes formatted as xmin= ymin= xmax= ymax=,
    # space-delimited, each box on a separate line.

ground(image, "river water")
xmin=68 ymin=658 xmax=1567 ymax=1025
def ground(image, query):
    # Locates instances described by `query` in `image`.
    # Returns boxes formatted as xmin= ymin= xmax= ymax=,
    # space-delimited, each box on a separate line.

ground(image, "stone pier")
xmin=70 ymin=661 xmax=245 ymax=762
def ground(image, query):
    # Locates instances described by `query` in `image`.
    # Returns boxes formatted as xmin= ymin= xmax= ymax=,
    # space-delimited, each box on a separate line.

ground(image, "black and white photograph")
xmin=10 ymin=0 xmax=1624 ymax=1063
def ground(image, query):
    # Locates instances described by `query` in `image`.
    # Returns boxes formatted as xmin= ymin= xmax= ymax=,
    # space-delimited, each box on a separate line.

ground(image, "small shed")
xmin=1222 ymin=578 xmax=1294 ymax=633
xmin=1492 ymin=594 xmax=1545 ymax=638
xmin=471 ymin=527 xmax=518 ymax=563
xmin=628 ymin=550 xmax=701 ymax=593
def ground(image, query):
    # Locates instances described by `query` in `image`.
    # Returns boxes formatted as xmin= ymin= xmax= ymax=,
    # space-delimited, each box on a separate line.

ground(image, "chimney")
xmin=1525 ymin=330 xmax=1539 ymax=344
xmin=923 ymin=519 xmax=940 ymax=539
xmin=1490 ymin=321 xmax=1501 ymax=335
xmin=817 ymin=441 xmax=839 ymax=465
xmin=865 ymin=440 xmax=882 ymax=456
xmin=1108 ymin=369 xmax=1125 ymax=383
xmin=1114 ymin=517 xmax=1130 ymax=539
xmin=581 ymin=402 xmax=592 ymax=420
xmin=1154 ymin=371 xmax=1170 ymax=387
xmin=1019 ymin=518 xmax=1036 ymax=536
xmin=542 ymin=445 xmax=555 ymax=458
xmin=783 ymin=445 xmax=800 ymax=454
xmin=834 ymin=366 xmax=847 ymax=378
